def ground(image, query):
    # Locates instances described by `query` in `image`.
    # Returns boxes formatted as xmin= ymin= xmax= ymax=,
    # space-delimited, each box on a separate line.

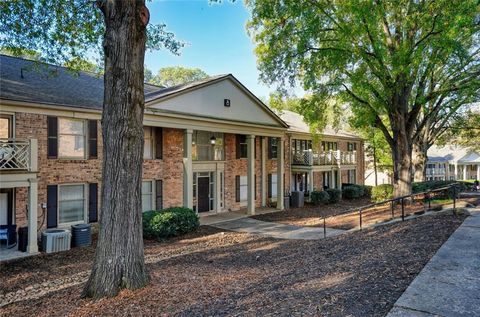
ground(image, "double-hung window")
xmin=237 ymin=135 xmax=248 ymax=159
xmin=144 ymin=127 xmax=154 ymax=159
xmin=268 ymin=137 xmax=278 ymax=159
xmin=58 ymin=118 xmax=86 ymax=158
xmin=58 ymin=184 xmax=86 ymax=225
xmin=142 ymin=181 xmax=154 ymax=212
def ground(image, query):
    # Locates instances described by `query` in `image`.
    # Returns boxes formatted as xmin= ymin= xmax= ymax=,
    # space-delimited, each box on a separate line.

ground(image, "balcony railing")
xmin=292 ymin=150 xmax=357 ymax=166
xmin=0 ymin=138 xmax=37 ymax=172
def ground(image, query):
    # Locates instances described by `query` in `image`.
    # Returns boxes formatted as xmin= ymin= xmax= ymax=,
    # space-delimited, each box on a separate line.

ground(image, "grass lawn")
xmin=1 ymin=213 xmax=467 ymax=317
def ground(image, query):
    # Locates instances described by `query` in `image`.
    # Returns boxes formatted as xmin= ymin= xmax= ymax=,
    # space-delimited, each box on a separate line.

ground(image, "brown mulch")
xmin=2 ymin=213 xmax=466 ymax=317
xmin=252 ymin=197 xmax=372 ymax=225
xmin=0 ymin=226 xmax=227 ymax=295
xmin=253 ymin=197 xmax=479 ymax=230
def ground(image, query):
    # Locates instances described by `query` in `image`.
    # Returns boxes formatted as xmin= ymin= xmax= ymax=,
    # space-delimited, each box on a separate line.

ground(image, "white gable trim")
xmin=145 ymin=74 xmax=288 ymax=128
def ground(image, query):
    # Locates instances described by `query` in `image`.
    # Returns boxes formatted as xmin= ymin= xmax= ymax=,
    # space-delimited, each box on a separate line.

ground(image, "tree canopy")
xmin=247 ymin=0 xmax=480 ymax=196
xmin=149 ymin=66 xmax=209 ymax=87
xmin=0 ymin=0 xmax=184 ymax=70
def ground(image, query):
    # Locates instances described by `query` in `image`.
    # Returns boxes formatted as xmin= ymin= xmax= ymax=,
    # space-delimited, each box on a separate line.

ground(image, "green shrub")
xmin=326 ymin=188 xmax=342 ymax=204
xmin=311 ymin=190 xmax=330 ymax=205
xmin=143 ymin=207 xmax=199 ymax=240
xmin=371 ymin=184 xmax=394 ymax=202
xmin=360 ymin=185 xmax=373 ymax=198
xmin=413 ymin=180 xmax=469 ymax=198
xmin=342 ymin=186 xmax=361 ymax=199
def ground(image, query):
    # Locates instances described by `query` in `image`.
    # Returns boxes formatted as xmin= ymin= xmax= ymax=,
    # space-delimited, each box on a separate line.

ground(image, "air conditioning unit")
xmin=42 ymin=229 xmax=71 ymax=253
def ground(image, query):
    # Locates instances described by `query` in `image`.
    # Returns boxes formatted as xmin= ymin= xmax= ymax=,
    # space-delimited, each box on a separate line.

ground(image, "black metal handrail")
xmin=321 ymin=183 xmax=461 ymax=238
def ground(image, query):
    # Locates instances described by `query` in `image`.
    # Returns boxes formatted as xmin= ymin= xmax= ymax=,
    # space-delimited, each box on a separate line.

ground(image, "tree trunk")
xmin=83 ymin=0 xmax=149 ymax=298
xmin=391 ymin=117 xmax=413 ymax=197
xmin=413 ymin=142 xmax=427 ymax=182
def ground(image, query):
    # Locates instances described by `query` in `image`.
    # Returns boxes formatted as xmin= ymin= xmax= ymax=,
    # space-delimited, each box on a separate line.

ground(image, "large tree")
xmin=149 ymin=66 xmax=209 ymax=87
xmin=247 ymin=0 xmax=480 ymax=196
xmin=437 ymin=108 xmax=480 ymax=152
xmin=1 ymin=0 xmax=182 ymax=298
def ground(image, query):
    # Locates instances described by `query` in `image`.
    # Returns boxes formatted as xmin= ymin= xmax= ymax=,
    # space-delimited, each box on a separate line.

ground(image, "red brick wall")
xmin=13 ymin=112 xmax=184 ymax=229
xmin=12 ymin=112 xmax=291 ymax=228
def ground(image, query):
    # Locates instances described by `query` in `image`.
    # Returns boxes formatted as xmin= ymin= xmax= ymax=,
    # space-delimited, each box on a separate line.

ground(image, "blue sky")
xmin=145 ymin=1 xmax=273 ymax=99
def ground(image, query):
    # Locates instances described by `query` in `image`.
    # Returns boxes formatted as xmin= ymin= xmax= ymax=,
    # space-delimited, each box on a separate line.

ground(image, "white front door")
xmin=0 ymin=193 xmax=8 ymax=226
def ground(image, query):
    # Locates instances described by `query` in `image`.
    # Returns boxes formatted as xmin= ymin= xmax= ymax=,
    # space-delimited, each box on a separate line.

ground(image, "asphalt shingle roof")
xmin=0 ymin=54 xmax=167 ymax=109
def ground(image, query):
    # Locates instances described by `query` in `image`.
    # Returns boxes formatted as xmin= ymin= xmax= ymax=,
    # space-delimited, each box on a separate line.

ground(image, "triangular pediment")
xmin=147 ymin=75 xmax=287 ymax=128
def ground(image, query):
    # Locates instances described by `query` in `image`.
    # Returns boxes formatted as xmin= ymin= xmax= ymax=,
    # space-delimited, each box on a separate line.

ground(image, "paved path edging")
xmin=387 ymin=208 xmax=480 ymax=317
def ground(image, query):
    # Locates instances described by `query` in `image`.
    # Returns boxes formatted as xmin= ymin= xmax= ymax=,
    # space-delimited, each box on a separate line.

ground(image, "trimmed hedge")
xmin=371 ymin=184 xmax=394 ymax=202
xmin=413 ymin=180 xmax=469 ymax=199
xmin=143 ymin=207 xmax=199 ymax=240
xmin=311 ymin=190 xmax=330 ymax=205
xmin=412 ymin=180 xmax=468 ymax=194
xmin=361 ymin=185 xmax=373 ymax=198
xmin=342 ymin=186 xmax=361 ymax=199
xmin=342 ymin=184 xmax=368 ymax=199
xmin=326 ymin=188 xmax=342 ymax=204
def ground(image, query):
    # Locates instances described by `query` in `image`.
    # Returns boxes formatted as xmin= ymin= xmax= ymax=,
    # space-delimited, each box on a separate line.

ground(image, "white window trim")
xmin=57 ymin=183 xmax=88 ymax=228
xmin=58 ymin=117 xmax=87 ymax=160
xmin=143 ymin=126 xmax=154 ymax=160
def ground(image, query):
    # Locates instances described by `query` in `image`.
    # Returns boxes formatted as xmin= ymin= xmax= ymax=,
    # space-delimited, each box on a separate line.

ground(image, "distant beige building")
xmin=427 ymin=145 xmax=480 ymax=181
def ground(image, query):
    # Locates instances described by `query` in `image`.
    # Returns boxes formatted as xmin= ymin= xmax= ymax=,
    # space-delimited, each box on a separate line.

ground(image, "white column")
xmin=215 ymin=169 xmax=222 ymax=213
xmin=27 ymin=178 xmax=38 ymax=254
xmin=331 ymin=169 xmax=335 ymax=189
xmin=247 ymin=135 xmax=255 ymax=215
xmin=308 ymin=170 xmax=314 ymax=201
xmin=277 ymin=137 xmax=285 ymax=210
xmin=477 ymin=164 xmax=480 ymax=180
xmin=463 ymin=164 xmax=467 ymax=180
xmin=261 ymin=137 xmax=267 ymax=207
xmin=454 ymin=163 xmax=458 ymax=180
xmin=337 ymin=169 xmax=342 ymax=189
xmin=183 ymin=129 xmax=193 ymax=209
xmin=29 ymin=138 xmax=38 ymax=172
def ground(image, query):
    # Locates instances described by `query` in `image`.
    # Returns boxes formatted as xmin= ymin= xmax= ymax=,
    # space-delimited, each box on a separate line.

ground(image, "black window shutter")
xmin=236 ymin=135 xmax=241 ymax=159
xmin=155 ymin=180 xmax=163 ymax=210
xmin=268 ymin=174 xmax=272 ymax=198
xmin=254 ymin=174 xmax=257 ymax=200
xmin=88 ymin=183 xmax=98 ymax=223
xmin=155 ymin=127 xmax=163 ymax=159
xmin=88 ymin=120 xmax=98 ymax=159
xmin=47 ymin=116 xmax=58 ymax=158
xmin=47 ymin=185 xmax=58 ymax=228
xmin=235 ymin=175 xmax=240 ymax=202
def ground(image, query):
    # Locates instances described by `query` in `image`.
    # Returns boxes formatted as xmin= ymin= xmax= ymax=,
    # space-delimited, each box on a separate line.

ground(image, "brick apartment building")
xmin=0 ymin=55 xmax=364 ymax=254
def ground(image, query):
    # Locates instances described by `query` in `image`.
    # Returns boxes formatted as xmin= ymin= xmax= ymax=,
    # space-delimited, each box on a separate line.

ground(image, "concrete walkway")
xmin=387 ymin=208 xmax=480 ymax=317
xmin=209 ymin=217 xmax=345 ymax=240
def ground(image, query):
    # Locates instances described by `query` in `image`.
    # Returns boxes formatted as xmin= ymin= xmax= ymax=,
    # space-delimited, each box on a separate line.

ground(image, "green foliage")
xmin=0 ymin=1 xmax=184 ymax=66
xmin=360 ymin=185 xmax=373 ymax=198
xmin=142 ymin=207 xmax=199 ymax=240
xmin=310 ymin=190 xmax=330 ymax=205
xmin=247 ymin=0 xmax=480 ymax=196
xmin=63 ymin=57 xmax=102 ymax=74
xmin=437 ymin=109 xmax=480 ymax=152
xmin=326 ymin=188 xmax=342 ymax=204
xmin=149 ymin=66 xmax=209 ymax=87
xmin=413 ymin=180 xmax=469 ymax=198
xmin=371 ymin=184 xmax=394 ymax=203
xmin=342 ymin=186 xmax=361 ymax=199
xmin=342 ymin=185 xmax=366 ymax=199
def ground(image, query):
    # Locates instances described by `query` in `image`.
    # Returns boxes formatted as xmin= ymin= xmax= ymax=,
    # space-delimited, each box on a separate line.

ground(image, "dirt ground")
xmin=1 ymin=212 xmax=466 ymax=317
